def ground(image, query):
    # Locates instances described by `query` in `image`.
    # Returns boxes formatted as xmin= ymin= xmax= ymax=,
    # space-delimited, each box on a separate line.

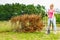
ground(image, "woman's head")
xmin=50 ymin=4 xmax=54 ymax=9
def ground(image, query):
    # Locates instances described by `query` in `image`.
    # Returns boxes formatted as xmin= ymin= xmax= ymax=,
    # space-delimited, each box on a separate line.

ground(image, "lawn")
xmin=0 ymin=32 xmax=60 ymax=40
xmin=0 ymin=21 xmax=60 ymax=40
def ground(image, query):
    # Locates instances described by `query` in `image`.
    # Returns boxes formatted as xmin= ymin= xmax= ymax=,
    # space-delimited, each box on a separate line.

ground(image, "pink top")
xmin=48 ymin=9 xmax=55 ymax=18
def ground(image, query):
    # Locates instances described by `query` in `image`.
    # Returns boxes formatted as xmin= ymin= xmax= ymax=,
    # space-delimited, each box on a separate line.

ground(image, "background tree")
xmin=0 ymin=3 xmax=45 ymax=20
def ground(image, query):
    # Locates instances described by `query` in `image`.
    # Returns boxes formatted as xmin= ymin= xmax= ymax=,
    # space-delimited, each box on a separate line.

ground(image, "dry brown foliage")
xmin=10 ymin=14 xmax=44 ymax=32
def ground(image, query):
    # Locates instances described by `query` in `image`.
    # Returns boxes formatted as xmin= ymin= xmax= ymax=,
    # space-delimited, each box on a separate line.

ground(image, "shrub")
xmin=55 ymin=14 xmax=60 ymax=23
xmin=10 ymin=14 xmax=44 ymax=32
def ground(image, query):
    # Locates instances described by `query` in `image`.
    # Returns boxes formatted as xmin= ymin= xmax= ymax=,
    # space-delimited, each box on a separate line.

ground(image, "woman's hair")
xmin=50 ymin=4 xmax=54 ymax=9
xmin=50 ymin=4 xmax=54 ymax=7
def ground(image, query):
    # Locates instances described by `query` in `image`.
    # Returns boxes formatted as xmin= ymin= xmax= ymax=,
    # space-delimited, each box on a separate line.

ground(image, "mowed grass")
xmin=0 ymin=32 xmax=60 ymax=40
xmin=0 ymin=21 xmax=12 ymax=32
xmin=0 ymin=21 xmax=60 ymax=40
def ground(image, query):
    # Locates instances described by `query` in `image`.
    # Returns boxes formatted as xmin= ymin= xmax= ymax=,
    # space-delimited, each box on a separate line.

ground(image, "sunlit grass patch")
xmin=0 ymin=32 xmax=60 ymax=40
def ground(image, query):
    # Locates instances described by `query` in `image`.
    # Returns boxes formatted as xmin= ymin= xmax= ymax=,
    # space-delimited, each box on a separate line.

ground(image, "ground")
xmin=0 ymin=21 xmax=60 ymax=40
xmin=0 ymin=31 xmax=60 ymax=40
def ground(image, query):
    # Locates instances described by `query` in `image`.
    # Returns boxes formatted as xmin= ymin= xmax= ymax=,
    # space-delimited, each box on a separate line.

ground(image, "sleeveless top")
xmin=48 ymin=9 xmax=55 ymax=18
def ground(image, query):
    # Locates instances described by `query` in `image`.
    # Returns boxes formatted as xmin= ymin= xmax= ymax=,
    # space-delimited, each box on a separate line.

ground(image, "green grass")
xmin=0 ymin=32 xmax=60 ymax=40
xmin=0 ymin=21 xmax=60 ymax=40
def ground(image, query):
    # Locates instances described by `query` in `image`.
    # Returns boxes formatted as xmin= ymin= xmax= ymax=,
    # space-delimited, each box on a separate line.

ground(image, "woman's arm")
xmin=52 ymin=9 xmax=55 ymax=17
xmin=47 ymin=10 xmax=49 ymax=18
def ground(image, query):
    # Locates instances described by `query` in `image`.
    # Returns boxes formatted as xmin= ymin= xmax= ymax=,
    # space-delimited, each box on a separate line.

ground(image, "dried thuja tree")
xmin=10 ymin=14 xmax=44 ymax=32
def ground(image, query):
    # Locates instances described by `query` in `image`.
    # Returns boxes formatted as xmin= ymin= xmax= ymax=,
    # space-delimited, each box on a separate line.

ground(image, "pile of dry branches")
xmin=10 ymin=14 xmax=44 ymax=32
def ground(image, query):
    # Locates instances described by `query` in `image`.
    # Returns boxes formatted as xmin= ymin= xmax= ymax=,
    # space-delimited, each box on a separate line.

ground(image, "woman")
xmin=47 ymin=4 xmax=57 ymax=34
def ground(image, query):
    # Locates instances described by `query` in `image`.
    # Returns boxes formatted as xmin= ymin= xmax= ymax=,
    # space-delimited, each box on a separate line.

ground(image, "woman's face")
xmin=50 ymin=4 xmax=54 ymax=9
xmin=50 ymin=6 xmax=53 ymax=9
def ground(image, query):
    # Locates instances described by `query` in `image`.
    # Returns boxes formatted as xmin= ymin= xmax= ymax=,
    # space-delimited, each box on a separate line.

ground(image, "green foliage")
xmin=55 ymin=14 xmax=60 ymax=23
xmin=0 ymin=3 xmax=45 ymax=20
